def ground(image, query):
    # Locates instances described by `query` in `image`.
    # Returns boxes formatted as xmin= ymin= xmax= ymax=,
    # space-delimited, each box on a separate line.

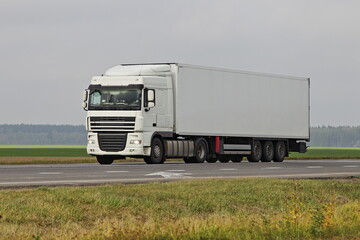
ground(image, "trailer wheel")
xmin=144 ymin=137 xmax=165 ymax=164
xmin=274 ymin=141 xmax=286 ymax=162
xmin=96 ymin=156 xmax=114 ymax=165
xmin=261 ymin=141 xmax=274 ymax=162
xmin=184 ymin=138 xmax=208 ymax=163
xmin=247 ymin=141 xmax=262 ymax=162
xmin=231 ymin=155 xmax=243 ymax=162
xmin=218 ymin=155 xmax=231 ymax=163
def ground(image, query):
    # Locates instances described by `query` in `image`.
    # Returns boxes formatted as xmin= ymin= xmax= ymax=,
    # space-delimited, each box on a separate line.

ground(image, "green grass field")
xmin=0 ymin=145 xmax=87 ymax=157
xmin=289 ymin=147 xmax=360 ymax=159
xmin=0 ymin=178 xmax=358 ymax=240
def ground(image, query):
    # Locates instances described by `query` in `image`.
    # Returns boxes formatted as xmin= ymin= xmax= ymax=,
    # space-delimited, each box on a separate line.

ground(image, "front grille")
xmin=98 ymin=133 xmax=127 ymax=152
xmin=90 ymin=116 xmax=136 ymax=132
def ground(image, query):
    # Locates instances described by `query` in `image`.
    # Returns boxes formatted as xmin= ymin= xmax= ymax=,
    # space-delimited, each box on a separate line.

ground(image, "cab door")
xmin=143 ymin=88 xmax=157 ymax=132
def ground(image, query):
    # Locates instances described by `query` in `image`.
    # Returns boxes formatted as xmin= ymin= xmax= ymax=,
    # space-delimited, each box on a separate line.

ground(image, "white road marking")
xmin=262 ymin=167 xmax=283 ymax=170
xmin=166 ymin=170 xmax=185 ymax=172
xmin=105 ymin=171 xmax=129 ymax=173
xmin=342 ymin=165 xmax=359 ymax=168
xmin=219 ymin=168 xmax=237 ymax=171
xmin=306 ymin=166 xmax=324 ymax=169
xmin=146 ymin=171 xmax=192 ymax=178
xmin=39 ymin=172 xmax=63 ymax=175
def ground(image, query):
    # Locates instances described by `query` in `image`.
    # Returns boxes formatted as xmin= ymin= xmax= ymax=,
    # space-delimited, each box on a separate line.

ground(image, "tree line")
xmin=0 ymin=124 xmax=86 ymax=145
xmin=0 ymin=124 xmax=359 ymax=147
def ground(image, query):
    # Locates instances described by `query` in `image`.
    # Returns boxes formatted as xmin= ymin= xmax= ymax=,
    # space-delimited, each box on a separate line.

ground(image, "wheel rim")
xmin=278 ymin=144 xmax=285 ymax=157
xmin=197 ymin=143 xmax=205 ymax=159
xmin=254 ymin=143 xmax=261 ymax=159
xmin=154 ymin=145 xmax=161 ymax=159
xmin=266 ymin=144 xmax=272 ymax=157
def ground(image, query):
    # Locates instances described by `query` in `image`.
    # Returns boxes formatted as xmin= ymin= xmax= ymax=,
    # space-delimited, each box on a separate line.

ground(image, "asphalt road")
xmin=0 ymin=160 xmax=359 ymax=188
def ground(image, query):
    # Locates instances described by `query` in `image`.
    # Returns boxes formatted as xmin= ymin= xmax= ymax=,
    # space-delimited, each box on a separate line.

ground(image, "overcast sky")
xmin=0 ymin=0 xmax=359 ymax=126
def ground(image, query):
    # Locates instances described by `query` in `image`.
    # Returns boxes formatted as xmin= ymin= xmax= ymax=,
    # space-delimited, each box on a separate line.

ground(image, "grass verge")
xmin=0 ymin=178 xmax=359 ymax=239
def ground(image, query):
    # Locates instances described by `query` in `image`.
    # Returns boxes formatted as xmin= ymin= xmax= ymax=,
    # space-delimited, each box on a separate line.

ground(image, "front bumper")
xmin=87 ymin=132 xmax=148 ymax=156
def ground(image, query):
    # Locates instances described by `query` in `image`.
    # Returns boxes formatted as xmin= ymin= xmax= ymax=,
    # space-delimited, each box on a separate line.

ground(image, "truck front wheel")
xmin=144 ymin=137 xmax=165 ymax=164
xmin=96 ymin=156 xmax=114 ymax=165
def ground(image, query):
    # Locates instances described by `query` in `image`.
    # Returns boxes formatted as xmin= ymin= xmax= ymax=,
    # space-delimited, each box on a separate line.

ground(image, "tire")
xmin=206 ymin=156 xmax=217 ymax=163
xmin=183 ymin=157 xmax=195 ymax=163
xmin=144 ymin=137 xmax=165 ymax=164
xmin=247 ymin=141 xmax=262 ymax=162
xmin=261 ymin=141 xmax=274 ymax=162
xmin=185 ymin=138 xmax=208 ymax=163
xmin=218 ymin=155 xmax=231 ymax=163
xmin=96 ymin=156 xmax=114 ymax=165
xmin=231 ymin=155 xmax=243 ymax=162
xmin=274 ymin=141 xmax=286 ymax=162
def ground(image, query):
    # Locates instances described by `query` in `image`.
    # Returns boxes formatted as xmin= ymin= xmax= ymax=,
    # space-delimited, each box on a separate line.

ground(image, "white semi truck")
xmin=83 ymin=63 xmax=309 ymax=164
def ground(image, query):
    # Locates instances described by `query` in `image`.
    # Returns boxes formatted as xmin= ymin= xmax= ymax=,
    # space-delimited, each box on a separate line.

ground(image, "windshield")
xmin=88 ymin=86 xmax=142 ymax=110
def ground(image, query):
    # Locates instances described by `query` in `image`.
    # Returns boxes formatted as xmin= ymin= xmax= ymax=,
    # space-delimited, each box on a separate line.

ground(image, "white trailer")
xmin=83 ymin=63 xmax=309 ymax=164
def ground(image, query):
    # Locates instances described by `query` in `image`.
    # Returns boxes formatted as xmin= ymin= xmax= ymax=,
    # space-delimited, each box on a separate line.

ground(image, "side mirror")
xmin=82 ymin=102 xmax=88 ymax=109
xmin=83 ymin=90 xmax=89 ymax=111
xmin=147 ymin=90 xmax=155 ymax=102
xmin=83 ymin=90 xmax=88 ymax=102
xmin=145 ymin=89 xmax=155 ymax=109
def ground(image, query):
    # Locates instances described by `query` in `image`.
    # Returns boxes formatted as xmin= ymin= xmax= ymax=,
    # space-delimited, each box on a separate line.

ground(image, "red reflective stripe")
xmin=215 ymin=136 xmax=220 ymax=153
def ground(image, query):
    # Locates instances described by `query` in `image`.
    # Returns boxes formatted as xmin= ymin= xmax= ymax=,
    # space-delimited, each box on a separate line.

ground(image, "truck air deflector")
xmin=105 ymin=64 xmax=172 ymax=76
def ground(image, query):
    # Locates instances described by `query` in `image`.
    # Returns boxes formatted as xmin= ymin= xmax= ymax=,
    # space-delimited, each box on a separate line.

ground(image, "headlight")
xmin=130 ymin=140 xmax=142 ymax=145
xmin=88 ymin=139 xmax=95 ymax=144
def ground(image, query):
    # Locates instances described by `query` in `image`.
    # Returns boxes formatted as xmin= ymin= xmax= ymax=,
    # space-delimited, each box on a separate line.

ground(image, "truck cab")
xmin=83 ymin=64 xmax=174 ymax=164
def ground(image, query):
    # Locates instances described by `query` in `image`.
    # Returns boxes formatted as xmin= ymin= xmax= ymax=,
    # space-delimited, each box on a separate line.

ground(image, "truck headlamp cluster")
xmin=88 ymin=139 xmax=96 ymax=145
xmin=130 ymin=140 xmax=142 ymax=145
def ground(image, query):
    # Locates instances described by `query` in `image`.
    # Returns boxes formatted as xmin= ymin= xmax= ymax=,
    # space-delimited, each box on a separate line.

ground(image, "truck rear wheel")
xmin=184 ymin=138 xmax=208 ymax=163
xmin=96 ymin=156 xmax=114 ymax=165
xmin=247 ymin=141 xmax=262 ymax=162
xmin=231 ymin=155 xmax=243 ymax=162
xmin=274 ymin=141 xmax=286 ymax=162
xmin=206 ymin=156 xmax=217 ymax=163
xmin=144 ymin=137 xmax=165 ymax=164
xmin=218 ymin=155 xmax=231 ymax=163
xmin=261 ymin=141 xmax=274 ymax=162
